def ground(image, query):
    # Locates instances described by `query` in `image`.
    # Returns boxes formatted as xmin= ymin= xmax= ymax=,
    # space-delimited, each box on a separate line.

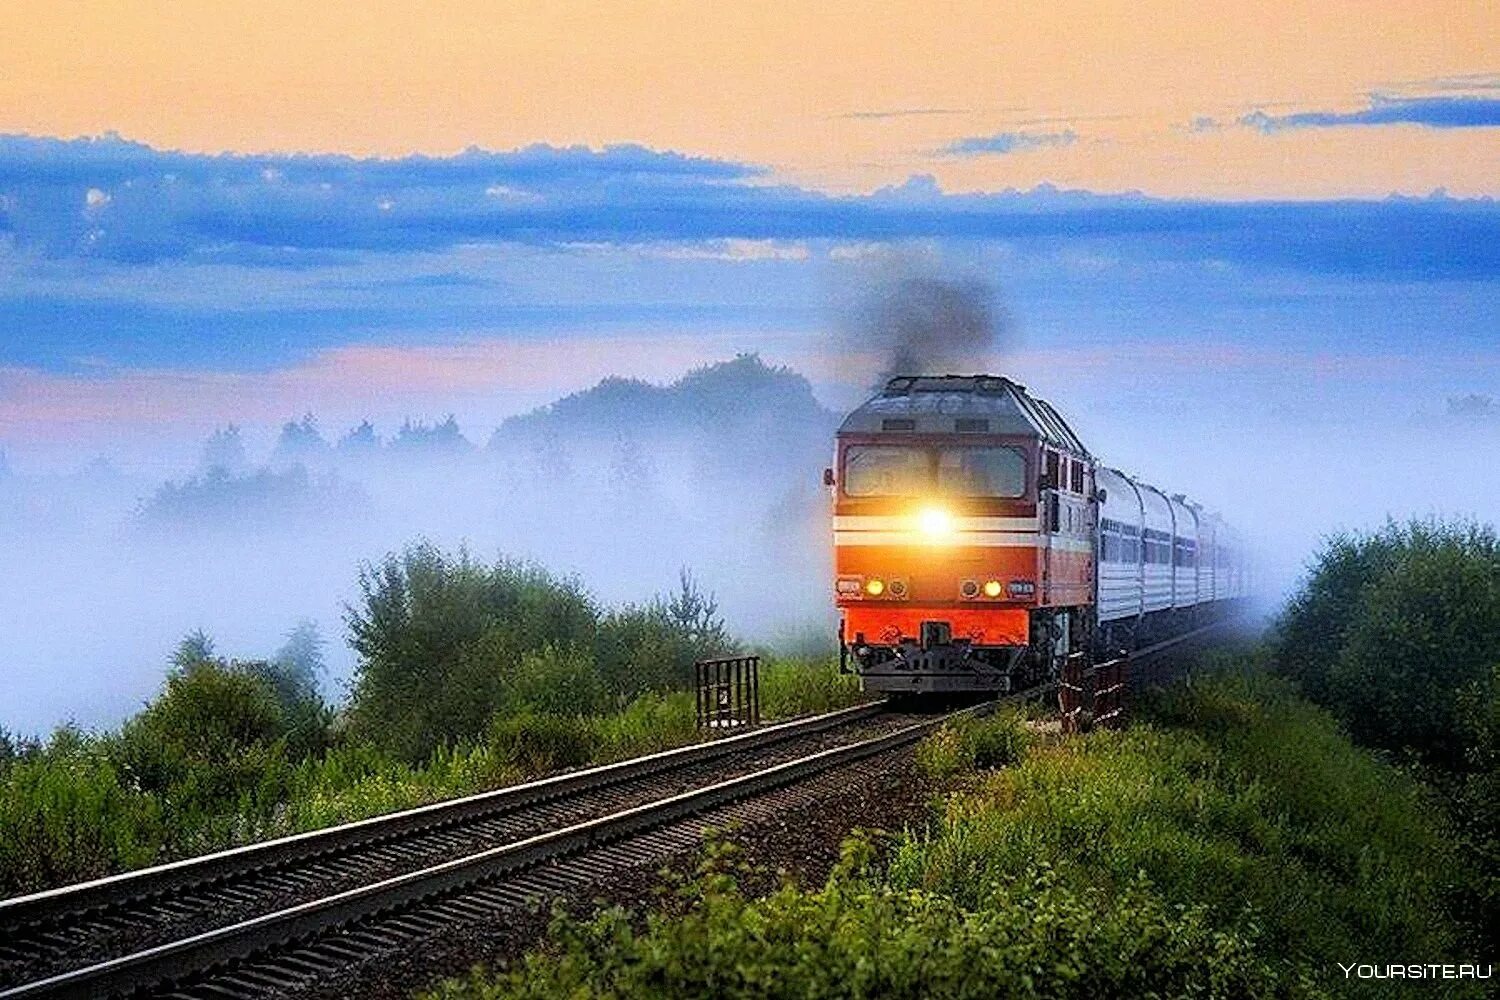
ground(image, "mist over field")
xmin=4 ymin=336 xmax=1498 ymax=734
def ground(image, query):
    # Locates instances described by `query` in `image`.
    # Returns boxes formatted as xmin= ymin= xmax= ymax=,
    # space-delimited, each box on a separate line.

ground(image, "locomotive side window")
xmin=937 ymin=447 xmax=1026 ymax=498
xmin=842 ymin=446 xmax=928 ymax=497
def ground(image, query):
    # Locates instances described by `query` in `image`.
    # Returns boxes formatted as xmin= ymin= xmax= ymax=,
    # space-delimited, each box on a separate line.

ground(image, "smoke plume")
xmin=855 ymin=271 xmax=1010 ymax=386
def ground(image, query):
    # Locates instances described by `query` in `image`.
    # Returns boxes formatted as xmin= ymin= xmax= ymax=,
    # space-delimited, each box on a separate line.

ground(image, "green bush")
xmin=346 ymin=547 xmax=733 ymax=762
xmin=345 ymin=544 xmax=600 ymax=761
xmin=1275 ymin=519 xmax=1500 ymax=769
xmin=757 ymin=657 xmax=866 ymax=719
xmin=489 ymin=713 xmax=597 ymax=775
xmin=0 ymin=728 xmax=164 ymax=895
xmin=590 ymin=691 xmax=697 ymax=760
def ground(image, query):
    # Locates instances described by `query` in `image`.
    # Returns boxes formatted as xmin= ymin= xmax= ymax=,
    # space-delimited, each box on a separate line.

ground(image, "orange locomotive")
xmin=829 ymin=375 xmax=1244 ymax=694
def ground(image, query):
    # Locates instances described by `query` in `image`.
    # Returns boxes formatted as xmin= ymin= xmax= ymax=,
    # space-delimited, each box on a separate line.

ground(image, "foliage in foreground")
xmin=433 ymin=669 xmax=1479 ymax=1000
xmin=0 ymin=648 xmax=846 ymax=896
xmin=426 ymin=840 xmax=1279 ymax=1000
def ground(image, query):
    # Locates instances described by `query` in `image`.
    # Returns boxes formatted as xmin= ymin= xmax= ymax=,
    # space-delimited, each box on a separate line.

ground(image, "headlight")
xmin=982 ymin=579 xmax=1003 ymax=598
xmin=916 ymin=507 xmax=955 ymax=542
xmin=864 ymin=578 xmax=885 ymax=596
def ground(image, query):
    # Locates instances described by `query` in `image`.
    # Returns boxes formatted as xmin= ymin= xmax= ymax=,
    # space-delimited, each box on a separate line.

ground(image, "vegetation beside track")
xmin=429 ymin=664 xmax=1479 ymax=999
xmin=0 ymin=544 xmax=863 ymax=896
xmin=431 ymin=516 xmax=1500 ymax=999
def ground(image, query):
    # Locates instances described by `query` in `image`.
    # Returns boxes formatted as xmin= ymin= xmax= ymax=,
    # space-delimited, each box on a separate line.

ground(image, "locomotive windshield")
xmin=843 ymin=445 xmax=1026 ymax=498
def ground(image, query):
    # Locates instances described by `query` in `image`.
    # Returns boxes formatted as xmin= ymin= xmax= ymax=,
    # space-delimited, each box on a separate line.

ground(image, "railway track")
xmin=0 ymin=623 xmax=1223 ymax=999
xmin=0 ymin=698 xmax=988 ymax=1000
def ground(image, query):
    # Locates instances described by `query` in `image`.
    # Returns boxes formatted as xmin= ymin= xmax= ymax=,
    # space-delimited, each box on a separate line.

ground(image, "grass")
xmin=428 ymin=658 xmax=1481 ymax=1000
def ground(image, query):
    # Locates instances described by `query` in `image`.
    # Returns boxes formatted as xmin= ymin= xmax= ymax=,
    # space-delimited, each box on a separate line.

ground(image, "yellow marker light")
xmin=864 ymin=578 xmax=886 ymax=596
xmin=916 ymin=507 xmax=956 ymax=542
xmin=982 ymin=579 xmax=1003 ymax=598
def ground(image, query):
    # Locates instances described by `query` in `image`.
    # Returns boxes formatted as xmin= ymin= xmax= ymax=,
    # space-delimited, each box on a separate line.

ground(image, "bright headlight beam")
xmin=917 ymin=507 xmax=956 ymax=542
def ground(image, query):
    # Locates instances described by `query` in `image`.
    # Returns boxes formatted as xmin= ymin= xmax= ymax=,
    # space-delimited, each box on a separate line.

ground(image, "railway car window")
xmin=842 ymin=446 xmax=928 ymax=497
xmin=937 ymin=447 xmax=1026 ymax=498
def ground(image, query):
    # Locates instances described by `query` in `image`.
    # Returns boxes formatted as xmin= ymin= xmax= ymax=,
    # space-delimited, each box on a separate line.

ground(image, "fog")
xmin=0 ymin=357 xmax=837 ymax=734
xmin=4 ymin=341 xmax=1498 ymax=736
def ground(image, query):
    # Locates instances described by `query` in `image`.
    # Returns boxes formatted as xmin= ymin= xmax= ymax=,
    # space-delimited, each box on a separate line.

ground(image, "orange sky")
xmin=2 ymin=1 xmax=1498 ymax=196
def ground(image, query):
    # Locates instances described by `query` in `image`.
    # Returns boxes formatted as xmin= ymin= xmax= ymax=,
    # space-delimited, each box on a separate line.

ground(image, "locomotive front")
xmin=829 ymin=375 xmax=1095 ymax=694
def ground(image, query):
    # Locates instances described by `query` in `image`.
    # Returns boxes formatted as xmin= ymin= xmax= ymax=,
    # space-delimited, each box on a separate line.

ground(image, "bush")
xmin=345 ymin=546 xmax=733 ymax=761
xmin=0 ymin=728 xmax=164 ymax=894
xmin=489 ymin=713 xmax=597 ymax=775
xmin=757 ymin=657 xmax=866 ymax=719
xmin=1275 ymin=519 xmax=1500 ymax=769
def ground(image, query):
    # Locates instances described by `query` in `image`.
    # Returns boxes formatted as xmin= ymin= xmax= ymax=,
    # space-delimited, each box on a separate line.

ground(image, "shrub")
xmin=0 ymin=728 xmax=164 ymax=894
xmin=1275 ymin=519 xmax=1500 ymax=768
xmin=489 ymin=713 xmax=597 ymax=776
xmin=345 ymin=544 xmax=598 ymax=761
xmin=892 ymin=673 xmax=1470 ymax=989
xmin=591 ymin=691 xmax=697 ymax=760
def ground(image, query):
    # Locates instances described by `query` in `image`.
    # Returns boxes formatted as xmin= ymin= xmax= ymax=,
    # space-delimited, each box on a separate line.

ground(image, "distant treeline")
xmin=132 ymin=354 xmax=834 ymax=529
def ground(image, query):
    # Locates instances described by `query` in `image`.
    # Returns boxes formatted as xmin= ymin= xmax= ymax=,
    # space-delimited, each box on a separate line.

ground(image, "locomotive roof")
xmin=837 ymin=374 xmax=1090 ymax=454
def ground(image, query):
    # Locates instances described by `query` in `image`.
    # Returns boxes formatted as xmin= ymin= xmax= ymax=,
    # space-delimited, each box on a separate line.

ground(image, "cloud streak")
xmin=940 ymin=129 xmax=1079 ymax=156
xmin=1238 ymin=95 xmax=1500 ymax=132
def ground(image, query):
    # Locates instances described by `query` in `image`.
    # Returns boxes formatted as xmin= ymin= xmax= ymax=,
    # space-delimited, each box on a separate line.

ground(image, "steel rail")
xmin=0 ymin=700 xmax=884 ymax=932
xmin=1 ymin=696 xmax=1022 ymax=1000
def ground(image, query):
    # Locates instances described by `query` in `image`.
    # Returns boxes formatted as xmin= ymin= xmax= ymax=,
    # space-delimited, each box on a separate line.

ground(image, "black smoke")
xmin=847 ymin=270 xmax=1010 ymax=386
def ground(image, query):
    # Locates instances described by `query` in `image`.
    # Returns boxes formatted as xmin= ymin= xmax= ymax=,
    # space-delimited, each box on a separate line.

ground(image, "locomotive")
xmin=828 ymin=375 xmax=1247 ymax=694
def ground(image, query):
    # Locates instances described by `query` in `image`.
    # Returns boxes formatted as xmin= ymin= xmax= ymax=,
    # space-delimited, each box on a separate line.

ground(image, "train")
xmin=828 ymin=374 xmax=1248 ymax=694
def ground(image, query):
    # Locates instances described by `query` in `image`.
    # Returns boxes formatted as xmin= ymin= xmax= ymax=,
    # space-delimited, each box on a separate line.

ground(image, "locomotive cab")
xmin=831 ymin=375 xmax=1095 ymax=694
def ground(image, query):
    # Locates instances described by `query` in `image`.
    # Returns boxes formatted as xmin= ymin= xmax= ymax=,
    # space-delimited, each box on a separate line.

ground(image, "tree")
xmin=273 ymin=621 xmax=325 ymax=694
xmin=344 ymin=544 xmax=597 ymax=761
xmin=199 ymin=425 xmax=247 ymax=475
xmin=273 ymin=413 xmax=329 ymax=466
xmin=337 ymin=420 xmax=380 ymax=454
xmin=1276 ymin=519 xmax=1500 ymax=768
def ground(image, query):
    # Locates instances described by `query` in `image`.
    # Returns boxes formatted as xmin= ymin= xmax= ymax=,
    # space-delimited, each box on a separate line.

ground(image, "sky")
xmin=0 ymin=1 xmax=1496 ymax=460
xmin=1 ymin=2 xmax=1499 ymax=730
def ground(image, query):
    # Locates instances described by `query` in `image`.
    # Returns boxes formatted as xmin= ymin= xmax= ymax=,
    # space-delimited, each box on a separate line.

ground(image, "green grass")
xmin=429 ymin=661 xmax=1481 ymax=1000
xmin=757 ymin=656 xmax=868 ymax=719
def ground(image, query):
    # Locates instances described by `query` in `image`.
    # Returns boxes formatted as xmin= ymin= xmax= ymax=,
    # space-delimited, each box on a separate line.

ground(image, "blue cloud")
xmin=1 ymin=132 xmax=1499 ymax=375
xmin=2 ymin=132 xmax=1496 ymax=284
xmin=940 ymin=130 xmax=1079 ymax=156
xmin=1240 ymin=95 xmax=1500 ymax=132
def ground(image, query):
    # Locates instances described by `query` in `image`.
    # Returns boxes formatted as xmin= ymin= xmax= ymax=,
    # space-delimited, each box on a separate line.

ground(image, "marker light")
xmin=864 ymin=578 xmax=886 ymax=597
xmin=917 ymin=507 xmax=956 ymax=542
xmin=982 ymin=579 xmax=1004 ymax=598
